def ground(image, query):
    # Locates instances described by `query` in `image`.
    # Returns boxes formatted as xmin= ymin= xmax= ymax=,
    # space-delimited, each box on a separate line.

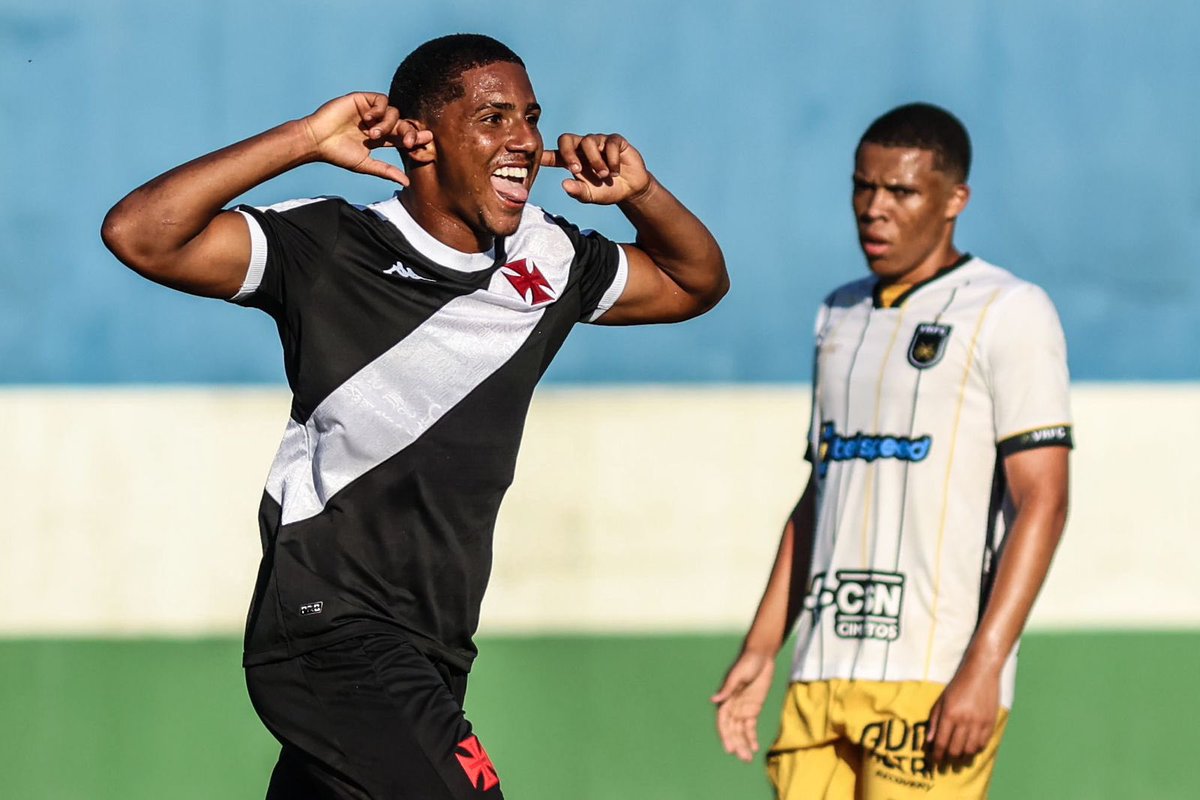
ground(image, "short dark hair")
xmin=389 ymin=34 xmax=524 ymax=121
xmin=857 ymin=103 xmax=972 ymax=182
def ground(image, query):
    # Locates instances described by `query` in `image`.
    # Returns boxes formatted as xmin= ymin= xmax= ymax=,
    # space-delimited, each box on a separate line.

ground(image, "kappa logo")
xmin=455 ymin=735 xmax=500 ymax=792
xmin=907 ymin=322 xmax=952 ymax=369
xmin=501 ymin=258 xmax=555 ymax=305
xmin=804 ymin=570 xmax=905 ymax=641
xmin=383 ymin=261 xmax=434 ymax=282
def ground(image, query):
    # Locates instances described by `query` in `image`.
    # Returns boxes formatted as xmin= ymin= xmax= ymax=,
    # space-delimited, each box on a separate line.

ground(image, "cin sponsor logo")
xmin=803 ymin=570 xmax=905 ymax=641
xmin=817 ymin=423 xmax=932 ymax=477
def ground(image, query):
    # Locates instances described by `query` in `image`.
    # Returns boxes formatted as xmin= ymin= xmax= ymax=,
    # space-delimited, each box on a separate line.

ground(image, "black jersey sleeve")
xmin=550 ymin=216 xmax=628 ymax=323
xmin=228 ymin=198 xmax=344 ymax=319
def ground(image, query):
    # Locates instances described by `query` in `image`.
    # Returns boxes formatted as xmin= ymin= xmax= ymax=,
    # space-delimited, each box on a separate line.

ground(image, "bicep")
xmin=157 ymin=210 xmax=254 ymax=298
xmin=592 ymin=244 xmax=696 ymax=325
xmin=105 ymin=208 xmax=253 ymax=299
xmin=1003 ymin=445 xmax=1069 ymax=520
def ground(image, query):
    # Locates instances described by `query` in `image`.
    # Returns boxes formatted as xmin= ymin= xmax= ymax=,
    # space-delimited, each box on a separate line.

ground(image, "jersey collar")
xmin=871 ymin=252 xmax=974 ymax=309
xmin=368 ymin=193 xmax=498 ymax=274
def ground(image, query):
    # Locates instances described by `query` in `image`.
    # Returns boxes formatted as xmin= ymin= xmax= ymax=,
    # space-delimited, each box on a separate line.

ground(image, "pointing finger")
xmin=555 ymin=133 xmax=585 ymax=173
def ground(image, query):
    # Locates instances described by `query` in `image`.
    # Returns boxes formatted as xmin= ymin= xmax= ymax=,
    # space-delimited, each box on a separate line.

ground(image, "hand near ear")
xmin=302 ymin=92 xmax=433 ymax=185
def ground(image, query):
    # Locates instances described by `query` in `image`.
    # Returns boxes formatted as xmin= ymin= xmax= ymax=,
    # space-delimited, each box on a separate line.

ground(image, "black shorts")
xmin=245 ymin=633 xmax=503 ymax=799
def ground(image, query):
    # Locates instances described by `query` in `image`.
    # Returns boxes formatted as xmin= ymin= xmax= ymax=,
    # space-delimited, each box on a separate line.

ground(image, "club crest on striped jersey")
xmin=501 ymin=258 xmax=555 ymax=305
xmin=907 ymin=323 xmax=952 ymax=369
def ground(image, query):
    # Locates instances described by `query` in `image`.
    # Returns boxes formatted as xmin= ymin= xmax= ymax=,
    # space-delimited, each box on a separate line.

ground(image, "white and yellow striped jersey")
xmin=792 ymin=256 xmax=1072 ymax=708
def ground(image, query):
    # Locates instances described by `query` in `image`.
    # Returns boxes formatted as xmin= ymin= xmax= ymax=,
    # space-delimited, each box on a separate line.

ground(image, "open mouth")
xmin=490 ymin=166 xmax=530 ymax=207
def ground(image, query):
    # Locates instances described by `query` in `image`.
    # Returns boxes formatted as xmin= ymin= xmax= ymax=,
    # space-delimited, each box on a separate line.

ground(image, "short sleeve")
xmin=983 ymin=283 xmax=1074 ymax=456
xmin=550 ymin=217 xmax=628 ymax=323
xmin=226 ymin=197 xmax=343 ymax=318
xmin=804 ymin=301 xmax=833 ymax=464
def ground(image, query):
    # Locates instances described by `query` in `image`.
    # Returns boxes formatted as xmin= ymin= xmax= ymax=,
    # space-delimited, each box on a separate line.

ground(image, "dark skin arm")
xmin=925 ymin=445 xmax=1070 ymax=764
xmin=101 ymin=93 xmax=430 ymax=296
xmin=711 ymin=474 xmax=817 ymax=762
xmin=541 ymin=133 xmax=728 ymax=324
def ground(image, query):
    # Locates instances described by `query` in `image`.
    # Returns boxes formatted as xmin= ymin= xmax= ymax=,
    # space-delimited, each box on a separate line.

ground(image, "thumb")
xmin=711 ymin=672 xmax=745 ymax=704
xmin=925 ymin=703 xmax=942 ymax=744
xmin=561 ymin=178 xmax=590 ymax=201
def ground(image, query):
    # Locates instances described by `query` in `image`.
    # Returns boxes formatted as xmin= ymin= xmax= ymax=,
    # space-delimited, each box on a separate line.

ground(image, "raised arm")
xmin=541 ymin=133 xmax=728 ymax=324
xmin=101 ymin=93 xmax=430 ymax=298
xmin=925 ymin=445 xmax=1070 ymax=764
xmin=711 ymin=474 xmax=817 ymax=762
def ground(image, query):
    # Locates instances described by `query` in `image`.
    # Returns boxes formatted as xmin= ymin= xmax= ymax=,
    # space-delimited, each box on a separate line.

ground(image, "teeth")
xmin=493 ymin=166 xmax=528 ymax=180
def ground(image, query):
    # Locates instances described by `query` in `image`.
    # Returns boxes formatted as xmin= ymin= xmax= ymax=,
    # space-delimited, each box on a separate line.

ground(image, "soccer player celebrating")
xmin=712 ymin=103 xmax=1071 ymax=799
xmin=103 ymin=34 xmax=727 ymax=799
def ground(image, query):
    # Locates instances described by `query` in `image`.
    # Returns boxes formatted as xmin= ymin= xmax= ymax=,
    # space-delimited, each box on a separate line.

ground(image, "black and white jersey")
xmin=228 ymin=193 xmax=628 ymax=670
xmin=791 ymin=257 xmax=1072 ymax=707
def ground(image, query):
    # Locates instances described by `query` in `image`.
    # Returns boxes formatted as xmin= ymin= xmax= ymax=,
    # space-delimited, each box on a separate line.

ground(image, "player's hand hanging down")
xmin=302 ymin=92 xmax=433 ymax=185
xmin=542 ymin=133 xmax=654 ymax=205
xmin=711 ymin=649 xmax=777 ymax=763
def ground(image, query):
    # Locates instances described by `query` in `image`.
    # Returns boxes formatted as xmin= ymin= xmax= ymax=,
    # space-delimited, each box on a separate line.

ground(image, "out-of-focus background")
xmin=2 ymin=1 xmax=1197 ymax=797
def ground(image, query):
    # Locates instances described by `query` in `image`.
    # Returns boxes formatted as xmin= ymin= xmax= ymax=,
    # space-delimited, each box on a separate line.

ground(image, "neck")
xmin=896 ymin=246 xmax=962 ymax=286
xmin=399 ymin=186 xmax=494 ymax=254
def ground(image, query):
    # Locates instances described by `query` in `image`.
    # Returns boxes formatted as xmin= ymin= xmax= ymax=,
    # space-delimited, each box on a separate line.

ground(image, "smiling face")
xmin=412 ymin=61 xmax=543 ymax=251
xmin=853 ymin=143 xmax=969 ymax=284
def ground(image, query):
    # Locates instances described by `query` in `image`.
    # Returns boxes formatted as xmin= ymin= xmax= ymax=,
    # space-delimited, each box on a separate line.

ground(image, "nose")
xmin=508 ymin=118 xmax=540 ymax=153
xmin=859 ymin=188 xmax=889 ymax=221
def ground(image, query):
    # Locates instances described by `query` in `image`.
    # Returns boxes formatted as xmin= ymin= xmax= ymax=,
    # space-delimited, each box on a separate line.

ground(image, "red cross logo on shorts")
xmin=455 ymin=735 xmax=500 ymax=792
xmin=501 ymin=258 xmax=555 ymax=305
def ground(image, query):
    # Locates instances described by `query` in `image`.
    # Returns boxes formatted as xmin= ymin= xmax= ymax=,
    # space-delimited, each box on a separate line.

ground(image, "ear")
xmin=403 ymin=120 xmax=436 ymax=165
xmin=945 ymin=182 xmax=970 ymax=220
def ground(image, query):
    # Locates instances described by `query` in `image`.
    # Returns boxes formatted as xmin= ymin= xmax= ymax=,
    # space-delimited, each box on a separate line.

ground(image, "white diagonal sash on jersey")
xmin=266 ymin=286 xmax=548 ymax=526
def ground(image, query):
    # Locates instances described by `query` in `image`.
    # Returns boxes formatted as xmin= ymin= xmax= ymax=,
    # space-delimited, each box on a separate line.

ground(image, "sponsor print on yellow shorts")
xmin=768 ymin=680 xmax=1009 ymax=800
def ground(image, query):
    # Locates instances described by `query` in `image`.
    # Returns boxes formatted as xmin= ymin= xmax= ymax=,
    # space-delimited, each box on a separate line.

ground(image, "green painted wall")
xmin=1 ymin=632 xmax=1194 ymax=799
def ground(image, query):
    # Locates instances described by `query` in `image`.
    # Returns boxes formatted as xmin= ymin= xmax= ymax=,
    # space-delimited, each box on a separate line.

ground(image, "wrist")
xmin=618 ymin=173 xmax=659 ymax=210
xmin=290 ymin=117 xmax=325 ymax=164
xmin=742 ymin=630 xmax=781 ymax=659
xmin=961 ymin=640 xmax=1010 ymax=675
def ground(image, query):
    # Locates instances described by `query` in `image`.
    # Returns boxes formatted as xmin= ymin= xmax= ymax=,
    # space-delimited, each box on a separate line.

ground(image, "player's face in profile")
xmin=853 ymin=144 xmax=966 ymax=284
xmin=428 ymin=61 xmax=544 ymax=242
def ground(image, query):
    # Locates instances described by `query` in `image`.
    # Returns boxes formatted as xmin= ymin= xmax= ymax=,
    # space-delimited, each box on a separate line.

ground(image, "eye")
xmin=890 ymin=187 xmax=915 ymax=198
xmin=481 ymin=113 xmax=502 ymax=125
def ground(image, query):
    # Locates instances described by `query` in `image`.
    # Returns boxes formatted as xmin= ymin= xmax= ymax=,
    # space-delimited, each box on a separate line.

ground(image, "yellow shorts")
xmin=767 ymin=680 xmax=1009 ymax=800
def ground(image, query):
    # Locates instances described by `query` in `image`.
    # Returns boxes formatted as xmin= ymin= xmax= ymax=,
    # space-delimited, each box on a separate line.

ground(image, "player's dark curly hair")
xmin=389 ymin=34 xmax=524 ymax=121
xmin=857 ymin=103 xmax=972 ymax=182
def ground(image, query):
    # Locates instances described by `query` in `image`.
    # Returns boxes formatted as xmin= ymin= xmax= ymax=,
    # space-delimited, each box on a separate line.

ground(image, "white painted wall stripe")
xmin=1 ymin=384 xmax=1196 ymax=635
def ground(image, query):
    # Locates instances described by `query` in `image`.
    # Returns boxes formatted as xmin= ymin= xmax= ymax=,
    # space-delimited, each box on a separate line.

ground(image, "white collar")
xmin=368 ymin=193 xmax=497 ymax=273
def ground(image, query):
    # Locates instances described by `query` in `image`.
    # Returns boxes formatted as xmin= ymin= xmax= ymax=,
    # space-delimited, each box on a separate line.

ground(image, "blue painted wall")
xmin=2 ymin=0 xmax=1197 ymax=383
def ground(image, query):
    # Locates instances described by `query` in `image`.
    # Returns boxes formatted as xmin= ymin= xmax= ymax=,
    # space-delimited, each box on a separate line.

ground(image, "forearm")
xmin=959 ymin=474 xmax=1068 ymax=673
xmin=102 ymin=119 xmax=317 ymax=272
xmin=743 ymin=482 xmax=816 ymax=656
xmin=617 ymin=177 xmax=728 ymax=309
xmin=742 ymin=521 xmax=795 ymax=656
